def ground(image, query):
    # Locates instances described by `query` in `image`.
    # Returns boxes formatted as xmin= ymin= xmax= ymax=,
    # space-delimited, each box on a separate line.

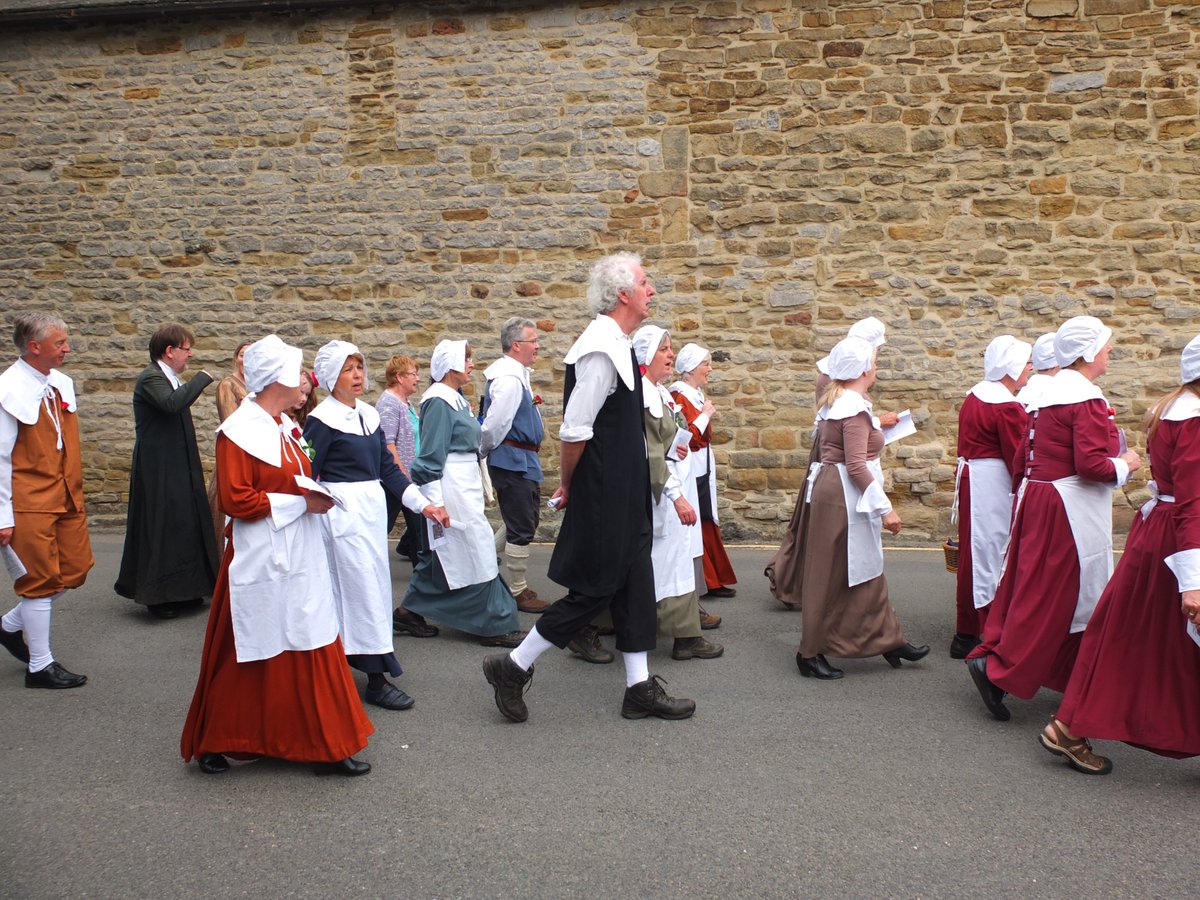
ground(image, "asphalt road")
xmin=1 ymin=538 xmax=1195 ymax=899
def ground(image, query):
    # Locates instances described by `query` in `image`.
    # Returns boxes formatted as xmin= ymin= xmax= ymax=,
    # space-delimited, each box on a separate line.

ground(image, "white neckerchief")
xmin=156 ymin=359 xmax=182 ymax=390
xmin=217 ymin=398 xmax=306 ymax=468
xmin=1162 ymin=390 xmax=1200 ymax=421
xmin=669 ymin=380 xmax=704 ymax=408
xmin=821 ymin=389 xmax=872 ymax=422
xmin=307 ymin=395 xmax=381 ymax=436
xmin=968 ymin=380 xmax=1019 ymax=405
xmin=420 ymin=382 xmax=469 ymax=411
xmin=1031 ymin=368 xmax=1107 ymax=411
xmin=483 ymin=354 xmax=532 ymax=394
xmin=563 ymin=315 xmax=636 ymax=390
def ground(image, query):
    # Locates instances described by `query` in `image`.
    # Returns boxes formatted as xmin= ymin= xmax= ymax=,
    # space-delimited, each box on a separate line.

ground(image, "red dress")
xmin=671 ymin=390 xmax=737 ymax=591
xmin=1056 ymin=413 xmax=1200 ymax=757
xmin=181 ymin=428 xmax=374 ymax=764
xmin=954 ymin=391 xmax=1026 ymax=637
xmin=968 ymin=397 xmax=1119 ymax=699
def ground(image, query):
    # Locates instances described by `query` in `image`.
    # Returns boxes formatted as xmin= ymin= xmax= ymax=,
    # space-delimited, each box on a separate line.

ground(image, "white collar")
xmin=307 ymin=396 xmax=381 ymax=435
xmin=641 ymin=376 xmax=669 ymax=417
xmin=668 ymin=380 xmax=704 ymax=406
xmin=0 ymin=358 xmax=77 ymax=425
xmin=1031 ymin=368 xmax=1107 ymax=411
xmin=217 ymin=398 xmax=303 ymax=468
xmin=484 ymin=354 xmax=532 ymax=392
xmin=1015 ymin=372 xmax=1053 ymax=407
xmin=156 ymin=359 xmax=182 ymax=390
xmin=968 ymin=380 xmax=1019 ymax=405
xmin=563 ymin=315 xmax=636 ymax=390
xmin=821 ymin=389 xmax=872 ymax=422
xmin=1162 ymin=390 xmax=1200 ymax=421
xmin=420 ymin=382 xmax=469 ymax=411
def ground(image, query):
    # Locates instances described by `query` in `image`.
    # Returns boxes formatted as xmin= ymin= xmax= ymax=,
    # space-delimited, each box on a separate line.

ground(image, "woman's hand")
xmin=1120 ymin=449 xmax=1142 ymax=474
xmin=675 ymin=444 xmax=689 ymax=461
xmin=674 ymin=497 xmax=697 ymax=526
xmin=882 ymin=510 xmax=902 ymax=535
xmin=701 ymin=400 xmax=716 ymax=420
xmin=304 ymin=492 xmax=334 ymax=515
xmin=1182 ymin=590 xmax=1200 ymax=623
xmin=877 ymin=410 xmax=900 ymax=428
xmin=422 ymin=505 xmax=450 ymax=527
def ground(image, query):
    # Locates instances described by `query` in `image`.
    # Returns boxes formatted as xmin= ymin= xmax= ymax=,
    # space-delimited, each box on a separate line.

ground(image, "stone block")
xmin=1027 ymin=0 xmax=1079 ymax=16
xmin=639 ymin=171 xmax=688 ymax=198
xmin=1029 ymin=175 xmax=1067 ymax=194
xmin=1049 ymin=72 xmax=1106 ymax=93
xmin=846 ymin=125 xmax=907 ymax=153
xmin=955 ymin=124 xmax=1008 ymax=149
xmin=1082 ymin=0 xmax=1149 ymax=14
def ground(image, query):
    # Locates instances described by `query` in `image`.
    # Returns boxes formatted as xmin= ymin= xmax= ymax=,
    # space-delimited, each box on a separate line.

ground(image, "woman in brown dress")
xmin=795 ymin=336 xmax=927 ymax=679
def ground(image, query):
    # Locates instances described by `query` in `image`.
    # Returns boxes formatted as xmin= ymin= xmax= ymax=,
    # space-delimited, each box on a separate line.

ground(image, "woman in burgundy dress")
xmin=966 ymin=316 xmax=1142 ymax=721
xmin=1040 ymin=334 xmax=1200 ymax=775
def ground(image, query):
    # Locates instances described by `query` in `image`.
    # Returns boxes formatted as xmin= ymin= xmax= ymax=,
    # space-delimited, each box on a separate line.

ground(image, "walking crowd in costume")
xmin=2 ymin=257 xmax=1198 ymax=780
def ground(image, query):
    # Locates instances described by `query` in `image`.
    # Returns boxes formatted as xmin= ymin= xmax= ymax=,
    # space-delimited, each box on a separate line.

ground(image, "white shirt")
xmin=479 ymin=354 xmax=533 ymax=455
xmin=560 ymin=316 xmax=633 ymax=443
xmin=156 ymin=359 xmax=182 ymax=390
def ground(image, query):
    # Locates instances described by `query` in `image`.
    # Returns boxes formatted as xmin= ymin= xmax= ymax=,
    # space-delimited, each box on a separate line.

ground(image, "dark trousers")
xmin=488 ymin=464 xmax=540 ymax=546
xmin=537 ymin=527 xmax=656 ymax=654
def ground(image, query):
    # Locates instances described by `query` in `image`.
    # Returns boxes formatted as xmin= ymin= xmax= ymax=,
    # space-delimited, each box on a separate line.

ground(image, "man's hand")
xmin=423 ymin=505 xmax=450 ymax=528
xmin=0 ymin=526 xmax=12 ymax=547
xmin=549 ymin=485 xmax=567 ymax=510
xmin=673 ymin=497 xmax=697 ymax=526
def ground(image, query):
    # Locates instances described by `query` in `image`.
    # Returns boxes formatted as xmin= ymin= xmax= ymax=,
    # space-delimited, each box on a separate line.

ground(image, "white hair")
xmin=586 ymin=252 xmax=642 ymax=316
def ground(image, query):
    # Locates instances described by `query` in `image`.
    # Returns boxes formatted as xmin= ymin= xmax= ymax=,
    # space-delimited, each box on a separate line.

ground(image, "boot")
xmin=671 ymin=636 xmax=724 ymax=660
xmin=482 ymin=654 xmax=534 ymax=723
xmin=620 ymin=675 xmax=695 ymax=720
xmin=567 ymin=626 xmax=614 ymax=664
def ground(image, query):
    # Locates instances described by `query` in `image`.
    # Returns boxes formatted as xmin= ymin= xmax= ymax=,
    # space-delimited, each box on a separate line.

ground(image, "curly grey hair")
xmin=12 ymin=312 xmax=67 ymax=355
xmin=500 ymin=317 xmax=536 ymax=353
xmin=586 ymin=252 xmax=642 ymax=317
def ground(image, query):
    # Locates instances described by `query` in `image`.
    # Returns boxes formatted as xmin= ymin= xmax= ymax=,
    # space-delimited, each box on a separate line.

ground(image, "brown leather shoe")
xmin=514 ymin=588 xmax=550 ymax=614
xmin=698 ymin=606 xmax=722 ymax=630
xmin=567 ymin=626 xmax=614 ymax=664
xmin=483 ymin=654 xmax=533 ymax=723
xmin=479 ymin=630 xmax=528 ymax=649
xmin=621 ymin=675 xmax=695 ymax=720
xmin=671 ymin=636 xmax=724 ymax=660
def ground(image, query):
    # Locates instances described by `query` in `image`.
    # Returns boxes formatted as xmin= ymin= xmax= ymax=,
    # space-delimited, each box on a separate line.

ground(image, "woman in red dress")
xmin=181 ymin=335 xmax=374 ymax=777
xmin=1039 ymin=334 xmax=1200 ymax=775
xmin=966 ymin=316 xmax=1142 ymax=721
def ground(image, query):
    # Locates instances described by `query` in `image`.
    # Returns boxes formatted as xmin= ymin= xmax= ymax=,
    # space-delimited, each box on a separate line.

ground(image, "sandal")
xmin=1038 ymin=719 xmax=1112 ymax=775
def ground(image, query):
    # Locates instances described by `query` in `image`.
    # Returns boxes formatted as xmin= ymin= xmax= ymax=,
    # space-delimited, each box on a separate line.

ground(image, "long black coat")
xmin=114 ymin=364 xmax=218 ymax=606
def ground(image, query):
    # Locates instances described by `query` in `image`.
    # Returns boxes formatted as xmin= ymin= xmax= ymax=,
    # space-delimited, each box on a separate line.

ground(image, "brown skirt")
xmin=798 ymin=466 xmax=906 ymax=659
xmin=766 ymin=440 xmax=820 ymax=606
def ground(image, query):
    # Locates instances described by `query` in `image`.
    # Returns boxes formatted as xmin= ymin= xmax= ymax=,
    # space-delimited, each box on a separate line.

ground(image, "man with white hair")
xmin=950 ymin=335 xmax=1033 ymax=660
xmin=479 ymin=317 xmax=550 ymax=614
xmin=0 ymin=312 xmax=93 ymax=689
xmin=482 ymin=252 xmax=696 ymax=723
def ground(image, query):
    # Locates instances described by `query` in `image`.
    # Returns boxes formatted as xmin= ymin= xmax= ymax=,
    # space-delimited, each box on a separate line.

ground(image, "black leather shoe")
xmin=482 ymin=654 xmax=533 ymax=723
xmin=479 ymin=630 xmax=527 ymax=649
xmin=949 ymin=632 xmax=981 ymax=660
xmin=967 ymin=655 xmax=1011 ymax=721
xmin=313 ymin=757 xmax=371 ymax=776
xmin=25 ymin=661 xmax=87 ymax=689
xmin=0 ymin=624 xmax=29 ymax=664
xmin=702 ymin=586 xmax=736 ymax=599
xmin=393 ymin=609 xmax=439 ymax=638
xmin=671 ymin=636 xmax=724 ymax=660
xmin=148 ymin=603 xmax=179 ymax=620
xmin=567 ymin=626 xmax=614 ymax=664
xmin=621 ymin=675 xmax=696 ymax=720
xmin=198 ymin=753 xmax=230 ymax=774
xmin=796 ymin=653 xmax=844 ymax=680
xmin=364 ymin=682 xmax=415 ymax=711
xmin=882 ymin=642 xmax=930 ymax=668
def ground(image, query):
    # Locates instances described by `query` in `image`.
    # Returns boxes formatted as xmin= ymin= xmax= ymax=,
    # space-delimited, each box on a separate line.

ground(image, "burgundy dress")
xmin=1056 ymin=412 xmax=1200 ymax=758
xmin=953 ymin=391 xmax=1026 ymax=637
xmin=968 ymin=397 xmax=1119 ymax=699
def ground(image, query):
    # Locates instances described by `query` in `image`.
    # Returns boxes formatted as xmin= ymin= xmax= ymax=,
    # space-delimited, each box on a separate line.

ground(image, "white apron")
xmin=433 ymin=451 xmax=499 ymax=590
xmin=1052 ymin=474 xmax=1115 ymax=633
xmin=952 ymin=457 xmax=1014 ymax=610
xmin=320 ymin=479 xmax=394 ymax=656
xmin=808 ymin=458 xmax=886 ymax=589
xmin=651 ymin=450 xmax=698 ymax=600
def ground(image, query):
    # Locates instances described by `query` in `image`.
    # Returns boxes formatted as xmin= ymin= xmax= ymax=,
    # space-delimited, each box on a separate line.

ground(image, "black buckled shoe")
xmin=621 ymin=675 xmax=696 ymax=720
xmin=313 ymin=757 xmax=371 ymax=777
xmin=882 ymin=642 xmax=930 ymax=668
xmin=198 ymin=753 xmax=230 ymax=774
xmin=967 ymin=655 xmax=1011 ymax=721
xmin=796 ymin=653 xmax=844 ymax=680
xmin=364 ymin=682 xmax=415 ymax=711
xmin=25 ymin=661 xmax=87 ymax=689
xmin=0 ymin=624 xmax=29 ymax=664
xmin=567 ymin=626 xmax=614 ymax=664
xmin=949 ymin=632 xmax=981 ymax=660
xmin=483 ymin=654 xmax=533 ymax=722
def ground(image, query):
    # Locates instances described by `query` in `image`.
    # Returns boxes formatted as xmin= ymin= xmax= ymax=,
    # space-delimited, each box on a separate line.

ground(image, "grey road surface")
xmin=1 ymin=538 xmax=1194 ymax=899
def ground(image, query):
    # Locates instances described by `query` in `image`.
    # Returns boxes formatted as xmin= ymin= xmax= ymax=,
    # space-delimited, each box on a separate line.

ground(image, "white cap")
xmin=632 ymin=325 xmax=668 ymax=368
xmin=984 ymin=335 xmax=1033 ymax=382
xmin=430 ymin=339 xmax=469 ymax=382
xmin=1181 ymin=334 xmax=1200 ymax=384
xmin=675 ymin=342 xmax=709 ymax=374
xmin=827 ymin=336 xmax=875 ymax=381
xmin=243 ymin=335 xmax=303 ymax=394
xmin=1054 ymin=315 xmax=1112 ymax=367
xmin=847 ymin=316 xmax=886 ymax=348
xmin=1031 ymin=332 xmax=1058 ymax=371
xmin=313 ymin=340 xmax=364 ymax=394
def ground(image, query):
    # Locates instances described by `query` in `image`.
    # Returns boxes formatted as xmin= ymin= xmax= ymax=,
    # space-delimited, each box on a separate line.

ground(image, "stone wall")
xmin=1 ymin=0 xmax=1198 ymax=541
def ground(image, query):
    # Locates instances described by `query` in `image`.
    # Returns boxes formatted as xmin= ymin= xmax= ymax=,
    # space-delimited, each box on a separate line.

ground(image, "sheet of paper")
xmin=2 ymin=544 xmax=27 ymax=582
xmin=427 ymin=518 xmax=449 ymax=550
xmin=294 ymin=475 xmax=347 ymax=510
xmin=1188 ymin=619 xmax=1200 ymax=650
xmin=881 ymin=409 xmax=916 ymax=445
xmin=1118 ymin=428 xmax=1128 ymax=455
xmin=669 ymin=427 xmax=692 ymax=460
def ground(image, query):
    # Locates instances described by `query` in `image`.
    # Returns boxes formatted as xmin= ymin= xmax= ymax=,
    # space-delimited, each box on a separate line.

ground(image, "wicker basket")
xmin=943 ymin=538 xmax=959 ymax=574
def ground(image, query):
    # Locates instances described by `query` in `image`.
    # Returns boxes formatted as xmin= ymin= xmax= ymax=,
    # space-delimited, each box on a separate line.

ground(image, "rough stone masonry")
xmin=1 ymin=0 xmax=1197 ymax=543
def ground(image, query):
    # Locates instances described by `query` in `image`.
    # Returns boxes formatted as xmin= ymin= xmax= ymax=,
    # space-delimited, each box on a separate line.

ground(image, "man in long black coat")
xmin=115 ymin=324 xmax=218 ymax=620
xmin=482 ymin=252 xmax=695 ymax=723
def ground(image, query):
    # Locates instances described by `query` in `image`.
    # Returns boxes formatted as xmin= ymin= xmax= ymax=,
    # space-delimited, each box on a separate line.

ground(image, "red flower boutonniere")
xmin=533 ymin=394 xmax=543 ymax=406
xmin=291 ymin=426 xmax=302 ymax=440
xmin=638 ymin=364 xmax=647 ymax=376
xmin=289 ymin=425 xmax=316 ymax=460
xmin=60 ymin=400 xmax=70 ymax=412
xmin=1106 ymin=406 xmax=1116 ymax=418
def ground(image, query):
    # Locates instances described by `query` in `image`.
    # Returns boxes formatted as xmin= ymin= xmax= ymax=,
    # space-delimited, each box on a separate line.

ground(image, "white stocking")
xmin=21 ymin=593 xmax=58 ymax=673
xmin=509 ymin=624 xmax=554 ymax=672
xmin=623 ymin=651 xmax=649 ymax=688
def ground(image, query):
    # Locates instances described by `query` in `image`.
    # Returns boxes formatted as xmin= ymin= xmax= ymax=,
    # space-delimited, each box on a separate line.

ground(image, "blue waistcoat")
xmin=483 ymin=380 xmax=545 ymax=482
